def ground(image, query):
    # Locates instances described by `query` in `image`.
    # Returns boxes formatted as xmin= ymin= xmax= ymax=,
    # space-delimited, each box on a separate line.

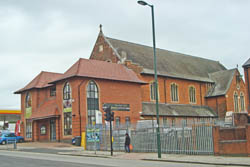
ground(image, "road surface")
xmin=0 ymin=150 xmax=237 ymax=167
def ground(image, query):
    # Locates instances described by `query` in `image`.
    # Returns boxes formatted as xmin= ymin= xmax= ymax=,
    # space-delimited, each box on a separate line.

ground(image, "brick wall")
xmin=89 ymin=31 xmax=247 ymax=121
xmin=213 ymin=125 xmax=250 ymax=156
xmin=20 ymin=76 xmax=143 ymax=141
xmin=244 ymin=66 xmax=250 ymax=113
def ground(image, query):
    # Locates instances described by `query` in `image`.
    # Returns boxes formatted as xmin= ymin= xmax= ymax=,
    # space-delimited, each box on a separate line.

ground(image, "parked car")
xmin=0 ymin=133 xmax=24 ymax=145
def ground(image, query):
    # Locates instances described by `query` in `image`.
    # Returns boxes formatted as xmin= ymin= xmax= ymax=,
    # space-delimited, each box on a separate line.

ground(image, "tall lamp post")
xmin=137 ymin=0 xmax=161 ymax=158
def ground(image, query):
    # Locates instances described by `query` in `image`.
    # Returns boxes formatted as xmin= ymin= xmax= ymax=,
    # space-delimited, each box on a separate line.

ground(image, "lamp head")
xmin=137 ymin=0 xmax=148 ymax=6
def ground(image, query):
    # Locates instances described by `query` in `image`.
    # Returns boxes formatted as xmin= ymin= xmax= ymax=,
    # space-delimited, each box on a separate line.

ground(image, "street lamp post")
xmin=137 ymin=0 xmax=161 ymax=158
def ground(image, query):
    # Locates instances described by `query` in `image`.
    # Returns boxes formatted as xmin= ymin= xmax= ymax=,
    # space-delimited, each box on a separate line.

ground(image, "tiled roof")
xmin=105 ymin=37 xmax=226 ymax=82
xmin=206 ymin=69 xmax=236 ymax=97
xmin=50 ymin=58 xmax=145 ymax=84
xmin=141 ymin=102 xmax=217 ymax=117
xmin=30 ymin=99 xmax=59 ymax=120
xmin=243 ymin=58 xmax=250 ymax=68
xmin=15 ymin=71 xmax=63 ymax=94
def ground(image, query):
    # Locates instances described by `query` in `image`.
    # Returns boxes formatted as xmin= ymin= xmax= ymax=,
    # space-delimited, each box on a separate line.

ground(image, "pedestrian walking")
xmin=125 ymin=133 xmax=130 ymax=153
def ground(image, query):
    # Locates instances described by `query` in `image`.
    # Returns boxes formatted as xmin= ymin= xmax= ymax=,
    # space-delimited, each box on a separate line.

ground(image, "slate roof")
xmin=105 ymin=37 xmax=226 ymax=82
xmin=50 ymin=58 xmax=146 ymax=84
xmin=141 ymin=102 xmax=217 ymax=117
xmin=243 ymin=58 xmax=250 ymax=68
xmin=15 ymin=71 xmax=63 ymax=94
xmin=206 ymin=69 xmax=236 ymax=97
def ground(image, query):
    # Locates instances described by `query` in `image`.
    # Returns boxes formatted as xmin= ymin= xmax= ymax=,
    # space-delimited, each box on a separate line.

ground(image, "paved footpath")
xmin=1 ymin=142 xmax=250 ymax=166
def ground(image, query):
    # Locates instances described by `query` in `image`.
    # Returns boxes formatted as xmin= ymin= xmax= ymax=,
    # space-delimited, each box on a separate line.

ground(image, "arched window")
xmin=63 ymin=82 xmax=72 ymax=136
xmin=87 ymin=81 xmax=99 ymax=125
xmin=25 ymin=92 xmax=31 ymax=108
xmin=189 ymin=86 xmax=196 ymax=103
xmin=63 ymin=82 xmax=71 ymax=100
xmin=234 ymin=92 xmax=239 ymax=112
xmin=240 ymin=92 xmax=245 ymax=112
xmin=171 ymin=83 xmax=178 ymax=102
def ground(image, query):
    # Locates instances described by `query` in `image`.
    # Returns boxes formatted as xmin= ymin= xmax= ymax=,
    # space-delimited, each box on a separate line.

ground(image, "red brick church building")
xmin=15 ymin=26 xmax=248 ymax=142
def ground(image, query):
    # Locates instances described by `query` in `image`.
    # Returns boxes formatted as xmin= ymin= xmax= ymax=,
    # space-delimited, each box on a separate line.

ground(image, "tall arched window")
xmin=189 ymin=86 xmax=196 ymax=103
xmin=234 ymin=92 xmax=239 ymax=113
xmin=171 ymin=83 xmax=178 ymax=102
xmin=25 ymin=92 xmax=32 ymax=138
xmin=87 ymin=81 xmax=99 ymax=125
xmin=63 ymin=82 xmax=71 ymax=100
xmin=63 ymin=82 xmax=72 ymax=136
xmin=240 ymin=92 xmax=245 ymax=112
xmin=25 ymin=92 xmax=31 ymax=108
xmin=150 ymin=81 xmax=159 ymax=101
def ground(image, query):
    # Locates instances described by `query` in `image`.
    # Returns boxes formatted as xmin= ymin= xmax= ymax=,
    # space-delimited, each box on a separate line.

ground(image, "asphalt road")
xmin=0 ymin=150 xmax=237 ymax=167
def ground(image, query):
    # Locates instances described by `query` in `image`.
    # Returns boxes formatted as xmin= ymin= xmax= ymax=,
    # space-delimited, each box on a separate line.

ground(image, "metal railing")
xmin=85 ymin=121 xmax=216 ymax=155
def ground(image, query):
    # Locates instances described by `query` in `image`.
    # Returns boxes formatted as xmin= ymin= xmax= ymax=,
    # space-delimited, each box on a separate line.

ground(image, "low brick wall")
xmin=213 ymin=125 xmax=250 ymax=156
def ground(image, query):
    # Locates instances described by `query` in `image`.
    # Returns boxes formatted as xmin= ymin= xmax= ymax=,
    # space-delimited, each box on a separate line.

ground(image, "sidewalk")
xmin=1 ymin=142 xmax=250 ymax=166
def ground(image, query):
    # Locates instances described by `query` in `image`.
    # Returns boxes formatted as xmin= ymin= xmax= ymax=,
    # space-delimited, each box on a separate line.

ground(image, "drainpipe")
xmin=164 ymin=79 xmax=167 ymax=104
xmin=78 ymin=80 xmax=85 ymax=136
xmin=216 ymin=97 xmax=219 ymax=118
xmin=200 ymin=83 xmax=203 ymax=106
xmin=246 ymin=68 xmax=250 ymax=111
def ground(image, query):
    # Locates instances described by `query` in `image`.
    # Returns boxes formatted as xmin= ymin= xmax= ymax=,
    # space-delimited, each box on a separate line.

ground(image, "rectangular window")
xmin=64 ymin=112 xmax=72 ymax=135
xmin=115 ymin=117 xmax=120 ymax=127
xmin=150 ymin=82 xmax=156 ymax=100
xmin=171 ymin=118 xmax=175 ymax=127
xmin=240 ymin=94 xmax=245 ymax=112
xmin=234 ymin=93 xmax=239 ymax=112
xmin=125 ymin=117 xmax=130 ymax=127
xmin=163 ymin=117 xmax=168 ymax=127
xmin=26 ymin=120 xmax=32 ymax=138
xmin=50 ymin=87 xmax=56 ymax=97
xmin=182 ymin=118 xmax=187 ymax=127
xmin=87 ymin=98 xmax=99 ymax=110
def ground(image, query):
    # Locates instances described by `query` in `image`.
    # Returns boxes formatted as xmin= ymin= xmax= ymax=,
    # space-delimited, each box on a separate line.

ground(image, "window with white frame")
xmin=64 ymin=112 xmax=72 ymax=135
xmin=234 ymin=92 xmax=239 ymax=112
xmin=63 ymin=82 xmax=72 ymax=136
xmin=171 ymin=118 xmax=175 ymax=127
xmin=171 ymin=83 xmax=178 ymax=102
xmin=87 ymin=81 xmax=99 ymax=125
xmin=150 ymin=81 xmax=157 ymax=101
xmin=25 ymin=92 xmax=31 ymax=108
xmin=163 ymin=117 xmax=168 ymax=127
xmin=189 ymin=86 xmax=196 ymax=103
xmin=63 ymin=82 xmax=71 ymax=100
xmin=125 ymin=117 xmax=130 ymax=127
xmin=240 ymin=92 xmax=245 ymax=112
xmin=115 ymin=117 xmax=120 ymax=127
xmin=50 ymin=86 xmax=56 ymax=97
xmin=26 ymin=120 xmax=32 ymax=138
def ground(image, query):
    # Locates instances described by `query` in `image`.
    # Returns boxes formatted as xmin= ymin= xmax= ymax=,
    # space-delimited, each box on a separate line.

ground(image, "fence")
xmin=85 ymin=121 xmax=215 ymax=155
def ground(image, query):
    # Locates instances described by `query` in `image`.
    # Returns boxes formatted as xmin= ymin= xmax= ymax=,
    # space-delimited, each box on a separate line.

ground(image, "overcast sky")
xmin=0 ymin=0 xmax=249 ymax=109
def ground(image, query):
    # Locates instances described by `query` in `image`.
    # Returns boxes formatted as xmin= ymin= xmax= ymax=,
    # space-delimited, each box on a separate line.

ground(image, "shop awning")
xmin=0 ymin=109 xmax=21 ymax=114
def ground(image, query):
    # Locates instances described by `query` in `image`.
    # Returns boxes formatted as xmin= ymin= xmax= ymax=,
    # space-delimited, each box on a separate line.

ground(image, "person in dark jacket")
xmin=125 ymin=133 xmax=130 ymax=153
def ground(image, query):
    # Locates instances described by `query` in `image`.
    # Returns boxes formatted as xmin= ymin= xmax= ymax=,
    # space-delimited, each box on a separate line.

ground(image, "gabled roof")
xmin=142 ymin=102 xmax=217 ymax=117
xmin=14 ymin=71 xmax=63 ymax=94
xmin=206 ymin=69 xmax=236 ymax=97
xmin=243 ymin=58 xmax=250 ymax=68
xmin=50 ymin=58 xmax=146 ymax=84
xmin=104 ymin=36 xmax=226 ymax=82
